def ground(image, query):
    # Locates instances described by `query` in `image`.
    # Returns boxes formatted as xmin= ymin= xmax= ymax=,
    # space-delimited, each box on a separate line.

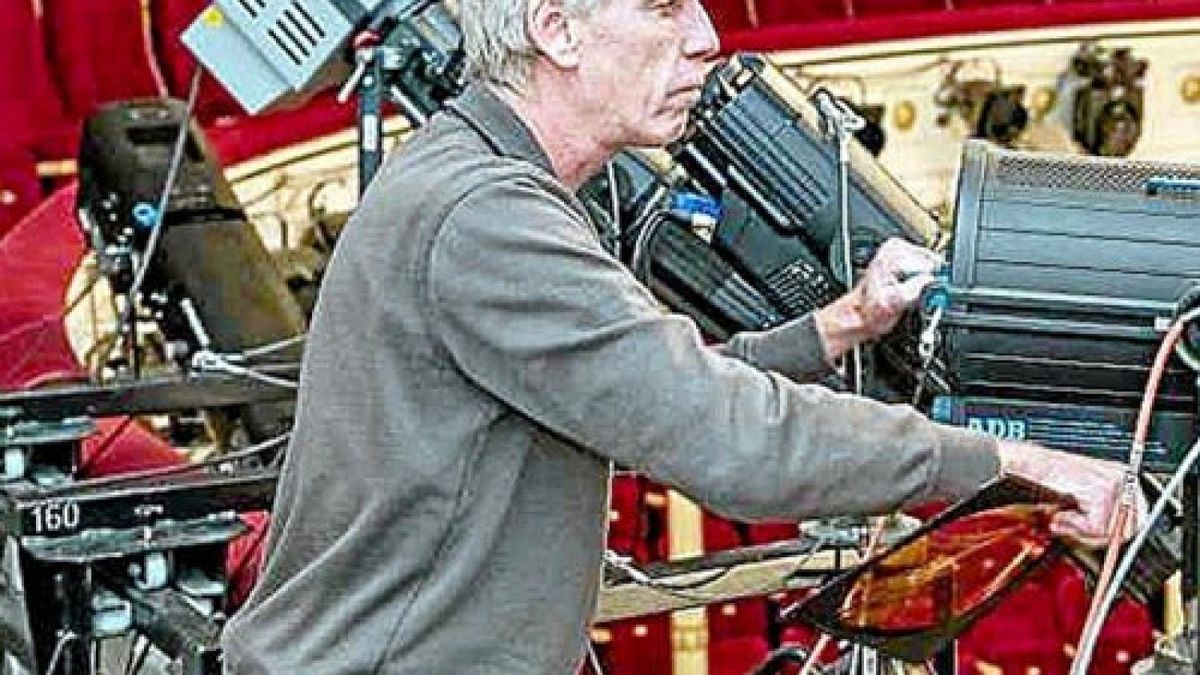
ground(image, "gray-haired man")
xmin=222 ymin=1 xmax=1133 ymax=672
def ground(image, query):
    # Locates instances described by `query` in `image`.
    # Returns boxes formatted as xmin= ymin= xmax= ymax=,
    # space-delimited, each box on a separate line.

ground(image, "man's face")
xmin=572 ymin=0 xmax=720 ymax=149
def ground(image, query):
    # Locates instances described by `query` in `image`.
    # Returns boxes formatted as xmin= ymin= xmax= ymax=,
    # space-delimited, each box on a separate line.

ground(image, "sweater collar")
xmin=446 ymin=83 xmax=557 ymax=178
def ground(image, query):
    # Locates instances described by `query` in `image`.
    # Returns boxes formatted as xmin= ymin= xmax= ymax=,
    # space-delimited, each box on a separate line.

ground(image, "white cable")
xmin=586 ymin=641 xmax=606 ymax=675
xmin=204 ymin=335 xmax=307 ymax=364
xmin=191 ymin=350 xmax=299 ymax=390
xmin=606 ymin=160 xmax=621 ymax=260
xmin=603 ymin=536 xmax=830 ymax=604
xmin=602 ymin=550 xmax=654 ymax=586
xmin=601 ymin=549 xmax=731 ymax=603
xmin=1071 ymin=436 xmax=1200 ymax=674
xmin=629 ymin=213 xmax=669 ymax=282
xmin=240 ymin=334 xmax=307 ymax=360
xmin=45 ymin=431 xmax=291 ymax=495
xmin=823 ymin=92 xmax=863 ymax=396
xmin=216 ymin=364 xmax=299 ymax=390
xmin=43 ymin=630 xmax=77 ymax=675
xmin=1071 ymin=307 xmax=1200 ymax=675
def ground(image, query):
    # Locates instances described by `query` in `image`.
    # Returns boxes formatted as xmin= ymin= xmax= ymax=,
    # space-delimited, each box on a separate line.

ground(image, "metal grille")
xmin=265 ymin=0 xmax=323 ymax=67
xmin=765 ymin=260 xmax=837 ymax=315
xmin=236 ymin=0 xmax=266 ymax=18
xmin=995 ymin=152 xmax=1200 ymax=195
xmin=281 ymin=3 xmax=326 ymax=46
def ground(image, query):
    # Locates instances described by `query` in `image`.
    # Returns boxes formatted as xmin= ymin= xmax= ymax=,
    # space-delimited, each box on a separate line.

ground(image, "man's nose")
xmin=683 ymin=0 xmax=721 ymax=60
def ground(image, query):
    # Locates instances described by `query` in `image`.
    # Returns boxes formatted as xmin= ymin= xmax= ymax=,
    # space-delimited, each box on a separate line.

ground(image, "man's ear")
xmin=527 ymin=0 xmax=582 ymax=69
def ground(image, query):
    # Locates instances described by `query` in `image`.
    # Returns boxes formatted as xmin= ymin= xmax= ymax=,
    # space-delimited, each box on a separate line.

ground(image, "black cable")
xmin=43 ymin=432 xmax=290 ymax=496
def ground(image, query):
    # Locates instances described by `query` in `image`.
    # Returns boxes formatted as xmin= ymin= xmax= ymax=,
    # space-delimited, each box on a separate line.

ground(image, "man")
xmin=222 ymin=1 xmax=1132 ymax=672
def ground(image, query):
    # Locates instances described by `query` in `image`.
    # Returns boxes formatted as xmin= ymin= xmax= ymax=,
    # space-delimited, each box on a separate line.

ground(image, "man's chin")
xmin=634 ymin=116 xmax=692 ymax=148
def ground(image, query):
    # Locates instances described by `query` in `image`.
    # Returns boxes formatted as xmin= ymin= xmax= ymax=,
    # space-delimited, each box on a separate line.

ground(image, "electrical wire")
xmin=225 ymin=515 xmax=272 ymax=591
xmin=42 ymin=630 xmax=77 ymax=675
xmin=1068 ymin=305 xmax=1200 ymax=675
xmin=602 ymin=550 xmax=732 ymax=602
xmin=200 ymin=360 xmax=299 ymax=390
xmin=606 ymin=160 xmax=622 ymax=260
xmin=191 ymin=357 xmax=299 ymax=390
xmin=239 ymin=334 xmax=307 ymax=360
xmin=63 ymin=269 xmax=102 ymax=317
xmin=629 ymin=211 xmax=669 ymax=283
xmin=1072 ymin=436 xmax=1200 ymax=673
xmin=234 ymin=362 xmax=303 ymax=374
xmin=186 ymin=337 xmax=307 ymax=389
xmin=821 ymin=89 xmax=863 ymax=396
xmin=123 ymin=635 xmax=151 ymax=675
xmin=42 ymin=432 xmax=290 ymax=496
xmin=798 ymin=518 xmax=888 ymax=675
xmin=602 ymin=536 xmax=833 ymax=605
xmin=586 ymin=641 xmax=606 ymax=675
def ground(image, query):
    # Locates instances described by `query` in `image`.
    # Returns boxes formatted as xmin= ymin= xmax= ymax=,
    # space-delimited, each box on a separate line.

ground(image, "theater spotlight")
xmin=935 ymin=61 xmax=1029 ymax=147
xmin=849 ymin=101 xmax=887 ymax=157
xmin=1070 ymin=43 xmax=1147 ymax=157
xmin=182 ymin=0 xmax=444 ymax=114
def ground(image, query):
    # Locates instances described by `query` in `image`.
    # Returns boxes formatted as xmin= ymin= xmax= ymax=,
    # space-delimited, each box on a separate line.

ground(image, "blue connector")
xmin=131 ymin=202 xmax=159 ymax=231
xmin=929 ymin=396 xmax=954 ymax=423
xmin=1147 ymin=177 xmax=1200 ymax=197
xmin=669 ymin=192 xmax=723 ymax=228
xmin=921 ymin=267 xmax=951 ymax=314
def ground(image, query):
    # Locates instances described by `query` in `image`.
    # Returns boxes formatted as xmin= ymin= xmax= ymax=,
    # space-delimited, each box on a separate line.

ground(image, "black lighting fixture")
xmin=1070 ymin=43 xmax=1148 ymax=157
xmin=849 ymin=100 xmax=887 ymax=157
xmin=935 ymin=60 xmax=1029 ymax=147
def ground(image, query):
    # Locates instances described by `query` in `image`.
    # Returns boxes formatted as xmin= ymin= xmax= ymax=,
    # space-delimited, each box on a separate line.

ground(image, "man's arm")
xmin=427 ymin=175 xmax=1000 ymax=522
xmin=696 ymin=232 xmax=1138 ymax=544
xmin=716 ymin=313 xmax=835 ymax=383
xmin=716 ymin=239 xmax=942 ymax=381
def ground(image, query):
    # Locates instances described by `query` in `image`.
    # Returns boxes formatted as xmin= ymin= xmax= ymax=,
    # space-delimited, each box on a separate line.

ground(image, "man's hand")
xmin=998 ymin=441 xmax=1146 ymax=548
xmin=814 ymin=238 xmax=941 ymax=362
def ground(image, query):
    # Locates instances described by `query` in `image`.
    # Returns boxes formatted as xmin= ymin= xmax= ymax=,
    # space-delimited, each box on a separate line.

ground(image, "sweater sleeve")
xmin=427 ymin=175 xmax=999 ymax=521
xmin=716 ymin=312 xmax=835 ymax=383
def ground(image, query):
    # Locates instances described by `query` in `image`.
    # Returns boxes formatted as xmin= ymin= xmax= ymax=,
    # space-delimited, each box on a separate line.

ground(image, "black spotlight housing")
xmin=936 ymin=75 xmax=1029 ymax=148
xmin=975 ymin=87 xmax=1029 ymax=146
xmin=1071 ymin=44 xmax=1148 ymax=157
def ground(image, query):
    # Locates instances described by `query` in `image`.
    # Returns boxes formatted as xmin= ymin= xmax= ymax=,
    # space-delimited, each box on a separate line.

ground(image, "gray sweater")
xmin=221 ymin=84 xmax=999 ymax=674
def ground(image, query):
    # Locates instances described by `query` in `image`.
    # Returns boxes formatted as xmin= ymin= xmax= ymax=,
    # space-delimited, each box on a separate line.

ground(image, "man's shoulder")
xmin=348 ymin=111 xmax=594 ymax=272
xmin=405 ymin=122 xmax=584 ymax=213
xmin=399 ymin=114 xmax=561 ymax=191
